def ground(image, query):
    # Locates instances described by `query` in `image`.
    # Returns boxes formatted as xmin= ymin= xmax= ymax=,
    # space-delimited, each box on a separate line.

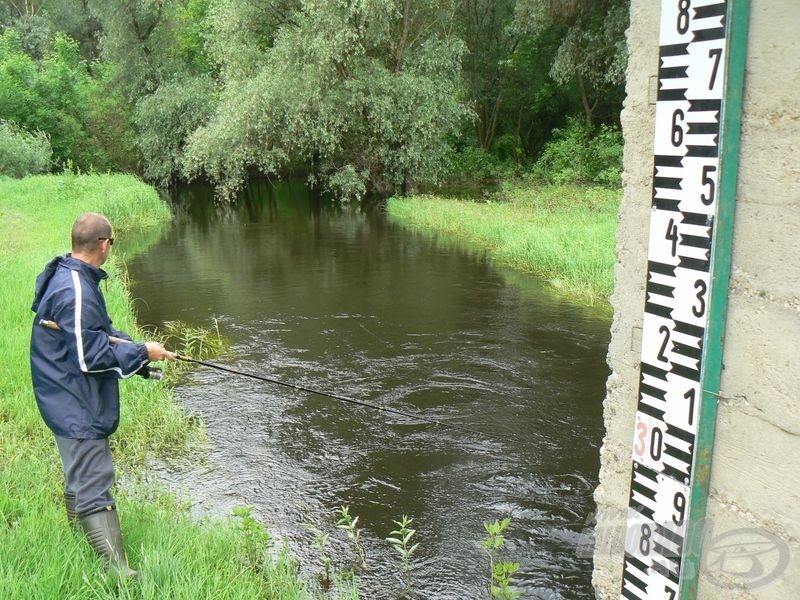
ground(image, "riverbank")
xmin=387 ymin=183 xmax=620 ymax=305
xmin=0 ymin=174 xmax=349 ymax=598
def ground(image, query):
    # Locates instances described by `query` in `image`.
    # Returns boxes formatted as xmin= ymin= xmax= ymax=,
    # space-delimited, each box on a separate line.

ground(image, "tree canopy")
xmin=0 ymin=0 xmax=629 ymax=193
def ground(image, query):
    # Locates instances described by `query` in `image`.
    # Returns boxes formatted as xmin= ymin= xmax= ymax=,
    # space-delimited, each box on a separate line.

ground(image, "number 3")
xmin=635 ymin=421 xmax=648 ymax=456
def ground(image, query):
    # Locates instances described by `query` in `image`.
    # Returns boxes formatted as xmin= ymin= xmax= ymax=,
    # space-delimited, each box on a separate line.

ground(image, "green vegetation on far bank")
xmin=388 ymin=183 xmax=620 ymax=305
xmin=0 ymin=1 xmax=627 ymax=200
xmin=0 ymin=174 xmax=354 ymax=599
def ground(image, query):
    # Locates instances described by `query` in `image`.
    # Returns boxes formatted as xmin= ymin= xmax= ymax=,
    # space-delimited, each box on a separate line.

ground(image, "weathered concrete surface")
xmin=593 ymin=1 xmax=800 ymax=598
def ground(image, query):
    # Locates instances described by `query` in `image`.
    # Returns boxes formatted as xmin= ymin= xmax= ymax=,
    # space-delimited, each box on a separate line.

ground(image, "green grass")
xmin=0 ymin=174 xmax=356 ymax=599
xmin=387 ymin=182 xmax=620 ymax=305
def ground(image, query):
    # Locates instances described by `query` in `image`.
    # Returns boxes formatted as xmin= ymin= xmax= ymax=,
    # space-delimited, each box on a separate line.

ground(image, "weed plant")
xmin=161 ymin=319 xmax=226 ymax=360
xmin=0 ymin=174 xmax=356 ymax=599
xmin=305 ymin=523 xmax=333 ymax=588
xmin=386 ymin=515 xmax=419 ymax=593
xmin=335 ymin=506 xmax=366 ymax=568
xmin=387 ymin=183 xmax=619 ymax=305
xmin=481 ymin=519 xmax=521 ymax=600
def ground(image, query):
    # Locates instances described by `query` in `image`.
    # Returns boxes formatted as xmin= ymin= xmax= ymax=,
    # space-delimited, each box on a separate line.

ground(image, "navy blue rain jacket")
xmin=30 ymin=255 xmax=149 ymax=439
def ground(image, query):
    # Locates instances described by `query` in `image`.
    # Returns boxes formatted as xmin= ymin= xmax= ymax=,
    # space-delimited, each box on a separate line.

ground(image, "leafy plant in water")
xmin=336 ymin=505 xmax=366 ymax=567
xmin=481 ymin=518 xmax=521 ymax=599
xmin=305 ymin=523 xmax=333 ymax=589
xmin=232 ymin=505 xmax=273 ymax=572
xmin=162 ymin=318 xmax=225 ymax=360
xmin=386 ymin=514 xmax=420 ymax=592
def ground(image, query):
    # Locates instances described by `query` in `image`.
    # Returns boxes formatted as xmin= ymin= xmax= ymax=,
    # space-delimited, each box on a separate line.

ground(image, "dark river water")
xmin=127 ymin=179 xmax=611 ymax=599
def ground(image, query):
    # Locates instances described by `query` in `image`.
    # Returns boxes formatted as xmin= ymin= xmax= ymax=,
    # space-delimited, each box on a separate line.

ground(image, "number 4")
xmin=666 ymin=218 xmax=679 ymax=256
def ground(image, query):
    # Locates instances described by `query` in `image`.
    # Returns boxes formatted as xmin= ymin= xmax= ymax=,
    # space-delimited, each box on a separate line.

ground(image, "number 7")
xmin=708 ymin=48 xmax=723 ymax=90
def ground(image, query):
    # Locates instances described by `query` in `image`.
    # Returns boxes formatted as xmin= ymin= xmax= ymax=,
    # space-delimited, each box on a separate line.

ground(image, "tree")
xmin=133 ymin=75 xmax=217 ymax=186
xmin=458 ymin=0 xmax=517 ymax=152
xmin=0 ymin=27 xmax=124 ymax=170
xmin=183 ymin=0 xmax=470 ymax=199
xmin=513 ymin=0 xmax=628 ymax=127
xmin=87 ymin=0 xmax=184 ymax=97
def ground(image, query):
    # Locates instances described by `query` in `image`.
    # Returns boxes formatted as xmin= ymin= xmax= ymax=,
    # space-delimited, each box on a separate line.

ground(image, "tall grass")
xmin=0 ymin=174 xmax=355 ymax=599
xmin=387 ymin=183 xmax=620 ymax=305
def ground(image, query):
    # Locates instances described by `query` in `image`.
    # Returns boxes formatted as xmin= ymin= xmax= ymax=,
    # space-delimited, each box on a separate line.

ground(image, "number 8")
xmin=677 ymin=0 xmax=691 ymax=35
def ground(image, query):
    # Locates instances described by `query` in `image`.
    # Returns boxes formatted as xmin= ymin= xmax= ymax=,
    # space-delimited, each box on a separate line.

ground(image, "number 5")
xmin=701 ymin=165 xmax=716 ymax=205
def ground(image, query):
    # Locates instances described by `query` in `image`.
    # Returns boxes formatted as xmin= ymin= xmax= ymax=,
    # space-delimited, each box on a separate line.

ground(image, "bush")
xmin=0 ymin=29 xmax=124 ymax=172
xmin=0 ymin=120 xmax=52 ymax=177
xmin=449 ymin=146 xmax=504 ymax=181
xmin=324 ymin=164 xmax=367 ymax=202
xmin=449 ymin=144 xmax=525 ymax=182
xmin=530 ymin=117 xmax=622 ymax=187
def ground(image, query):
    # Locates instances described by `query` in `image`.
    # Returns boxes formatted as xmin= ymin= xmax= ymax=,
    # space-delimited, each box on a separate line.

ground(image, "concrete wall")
xmin=593 ymin=2 xmax=800 ymax=598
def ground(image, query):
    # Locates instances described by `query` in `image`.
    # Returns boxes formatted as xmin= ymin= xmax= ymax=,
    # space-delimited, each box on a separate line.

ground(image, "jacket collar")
xmin=31 ymin=254 xmax=108 ymax=312
xmin=62 ymin=254 xmax=109 ymax=283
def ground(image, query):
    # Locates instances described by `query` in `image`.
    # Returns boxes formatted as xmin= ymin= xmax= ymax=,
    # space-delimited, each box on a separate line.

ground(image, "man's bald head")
xmin=71 ymin=213 xmax=113 ymax=254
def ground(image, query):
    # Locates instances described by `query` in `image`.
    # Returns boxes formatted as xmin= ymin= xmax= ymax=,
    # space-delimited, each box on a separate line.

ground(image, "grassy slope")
xmin=387 ymin=183 xmax=620 ymax=306
xmin=0 ymin=174 xmax=345 ymax=599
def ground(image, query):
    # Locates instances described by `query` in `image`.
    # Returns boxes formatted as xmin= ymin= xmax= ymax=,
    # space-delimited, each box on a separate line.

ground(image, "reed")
xmin=0 ymin=174 xmax=355 ymax=599
xmin=387 ymin=183 xmax=620 ymax=305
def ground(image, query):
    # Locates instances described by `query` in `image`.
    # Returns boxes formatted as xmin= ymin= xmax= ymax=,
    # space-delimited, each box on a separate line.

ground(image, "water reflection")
xmin=128 ymin=179 xmax=610 ymax=599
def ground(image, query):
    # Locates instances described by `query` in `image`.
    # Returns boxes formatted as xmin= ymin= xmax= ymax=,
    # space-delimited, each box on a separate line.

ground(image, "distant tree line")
xmin=0 ymin=0 xmax=628 ymax=197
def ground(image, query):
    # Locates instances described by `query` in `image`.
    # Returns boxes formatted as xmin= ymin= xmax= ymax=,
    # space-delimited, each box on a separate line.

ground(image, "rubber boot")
xmin=79 ymin=506 xmax=139 ymax=581
xmin=64 ymin=491 xmax=79 ymax=528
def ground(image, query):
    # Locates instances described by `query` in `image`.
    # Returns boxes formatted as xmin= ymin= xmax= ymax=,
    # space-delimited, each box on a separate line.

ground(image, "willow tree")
xmin=182 ymin=0 xmax=470 ymax=200
xmin=514 ymin=0 xmax=628 ymax=127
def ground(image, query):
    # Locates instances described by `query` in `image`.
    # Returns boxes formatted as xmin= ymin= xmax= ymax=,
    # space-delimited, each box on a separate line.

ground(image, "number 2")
xmin=657 ymin=325 xmax=670 ymax=362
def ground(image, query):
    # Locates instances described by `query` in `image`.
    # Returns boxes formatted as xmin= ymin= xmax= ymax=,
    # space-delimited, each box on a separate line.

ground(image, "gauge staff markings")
xmin=621 ymin=1 xmax=729 ymax=599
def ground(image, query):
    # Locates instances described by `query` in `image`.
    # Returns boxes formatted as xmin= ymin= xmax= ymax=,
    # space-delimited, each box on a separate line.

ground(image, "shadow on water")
xmin=128 ymin=178 xmax=611 ymax=599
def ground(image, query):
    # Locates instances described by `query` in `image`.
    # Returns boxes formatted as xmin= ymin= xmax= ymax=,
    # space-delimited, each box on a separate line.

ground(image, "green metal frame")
xmin=680 ymin=1 xmax=751 ymax=598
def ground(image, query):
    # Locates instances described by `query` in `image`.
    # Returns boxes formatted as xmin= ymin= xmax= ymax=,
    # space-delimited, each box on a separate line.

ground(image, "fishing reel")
xmin=136 ymin=365 xmax=163 ymax=380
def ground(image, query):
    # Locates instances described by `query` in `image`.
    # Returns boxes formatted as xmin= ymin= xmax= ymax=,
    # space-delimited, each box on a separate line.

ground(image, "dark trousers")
xmin=54 ymin=435 xmax=116 ymax=516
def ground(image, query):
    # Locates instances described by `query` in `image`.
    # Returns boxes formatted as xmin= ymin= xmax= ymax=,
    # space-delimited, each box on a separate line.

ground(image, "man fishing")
xmin=29 ymin=212 xmax=174 ymax=580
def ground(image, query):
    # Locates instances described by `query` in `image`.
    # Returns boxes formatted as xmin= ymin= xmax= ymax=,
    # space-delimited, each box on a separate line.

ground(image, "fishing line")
xmin=175 ymin=354 xmax=509 ymax=442
xmin=38 ymin=319 xmax=511 ymax=442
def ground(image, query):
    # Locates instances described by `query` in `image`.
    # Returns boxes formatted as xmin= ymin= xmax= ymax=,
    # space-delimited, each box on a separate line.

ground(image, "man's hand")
xmin=145 ymin=341 xmax=176 ymax=361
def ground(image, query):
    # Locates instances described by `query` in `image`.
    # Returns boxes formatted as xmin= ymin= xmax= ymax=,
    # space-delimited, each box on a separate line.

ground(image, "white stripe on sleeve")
xmin=70 ymin=270 xmax=142 ymax=377
xmin=71 ymin=270 xmax=88 ymax=372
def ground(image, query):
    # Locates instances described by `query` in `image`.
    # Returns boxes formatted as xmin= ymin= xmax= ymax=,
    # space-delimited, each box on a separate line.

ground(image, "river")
xmin=127 ymin=179 xmax=611 ymax=599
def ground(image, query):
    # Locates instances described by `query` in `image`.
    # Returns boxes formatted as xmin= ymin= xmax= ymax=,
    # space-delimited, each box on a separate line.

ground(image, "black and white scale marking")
xmin=622 ymin=1 xmax=728 ymax=598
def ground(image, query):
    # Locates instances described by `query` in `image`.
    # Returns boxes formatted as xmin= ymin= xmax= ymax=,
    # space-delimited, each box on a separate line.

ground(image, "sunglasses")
xmin=98 ymin=237 xmax=115 ymax=246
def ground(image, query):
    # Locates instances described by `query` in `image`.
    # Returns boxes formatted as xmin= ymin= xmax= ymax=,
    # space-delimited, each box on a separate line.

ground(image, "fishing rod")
xmin=174 ymin=353 xmax=504 ymax=440
xmin=38 ymin=319 xmax=506 ymax=441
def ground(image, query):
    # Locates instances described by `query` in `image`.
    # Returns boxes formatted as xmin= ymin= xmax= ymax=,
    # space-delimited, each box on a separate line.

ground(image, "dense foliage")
xmin=183 ymin=1 xmax=471 ymax=198
xmin=0 ymin=0 xmax=628 ymax=195
xmin=530 ymin=116 xmax=623 ymax=186
xmin=0 ymin=119 xmax=52 ymax=176
xmin=0 ymin=27 xmax=132 ymax=172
